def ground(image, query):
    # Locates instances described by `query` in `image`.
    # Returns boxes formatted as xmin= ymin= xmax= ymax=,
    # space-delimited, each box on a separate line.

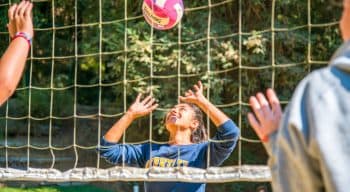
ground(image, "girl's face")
xmin=165 ymin=103 xmax=199 ymax=132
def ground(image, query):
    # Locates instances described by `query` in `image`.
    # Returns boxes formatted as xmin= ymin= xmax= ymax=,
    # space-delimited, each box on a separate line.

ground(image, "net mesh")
xmin=0 ymin=0 xmax=343 ymax=182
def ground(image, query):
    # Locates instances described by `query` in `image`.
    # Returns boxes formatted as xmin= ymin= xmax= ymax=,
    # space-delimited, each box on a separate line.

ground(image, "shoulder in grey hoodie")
xmin=265 ymin=40 xmax=350 ymax=192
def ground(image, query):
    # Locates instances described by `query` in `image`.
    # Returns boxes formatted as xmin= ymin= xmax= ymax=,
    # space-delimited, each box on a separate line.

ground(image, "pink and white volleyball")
xmin=142 ymin=0 xmax=184 ymax=30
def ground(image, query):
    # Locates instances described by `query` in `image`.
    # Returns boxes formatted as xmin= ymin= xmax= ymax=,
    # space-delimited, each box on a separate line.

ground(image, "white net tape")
xmin=0 ymin=166 xmax=270 ymax=182
xmin=0 ymin=0 xmax=342 ymax=182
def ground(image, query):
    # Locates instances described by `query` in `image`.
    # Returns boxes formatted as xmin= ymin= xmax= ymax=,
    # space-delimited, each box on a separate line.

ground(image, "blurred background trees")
xmin=0 ymin=0 xmax=343 ymax=191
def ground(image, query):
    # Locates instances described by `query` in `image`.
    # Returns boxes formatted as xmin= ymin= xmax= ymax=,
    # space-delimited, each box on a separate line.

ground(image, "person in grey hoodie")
xmin=247 ymin=0 xmax=350 ymax=191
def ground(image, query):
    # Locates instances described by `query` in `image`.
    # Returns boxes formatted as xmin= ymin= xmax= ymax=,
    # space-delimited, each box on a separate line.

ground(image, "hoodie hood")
xmin=330 ymin=40 xmax=350 ymax=73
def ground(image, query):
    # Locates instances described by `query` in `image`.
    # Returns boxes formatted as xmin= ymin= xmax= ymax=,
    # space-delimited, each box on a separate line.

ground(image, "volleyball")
xmin=142 ymin=0 xmax=184 ymax=30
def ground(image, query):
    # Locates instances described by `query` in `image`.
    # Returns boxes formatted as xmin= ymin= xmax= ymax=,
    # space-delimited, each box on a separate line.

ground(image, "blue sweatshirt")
xmin=98 ymin=119 xmax=239 ymax=192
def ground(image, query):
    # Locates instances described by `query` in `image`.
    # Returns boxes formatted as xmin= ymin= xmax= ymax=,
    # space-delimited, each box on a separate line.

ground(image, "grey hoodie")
xmin=265 ymin=41 xmax=350 ymax=192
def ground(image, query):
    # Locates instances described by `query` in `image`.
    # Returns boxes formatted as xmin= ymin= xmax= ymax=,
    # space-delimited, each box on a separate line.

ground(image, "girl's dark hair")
xmin=187 ymin=103 xmax=208 ymax=143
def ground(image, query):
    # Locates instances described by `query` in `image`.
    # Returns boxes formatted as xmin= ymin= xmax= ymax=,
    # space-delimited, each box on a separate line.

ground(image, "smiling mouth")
xmin=167 ymin=113 xmax=181 ymax=123
xmin=167 ymin=116 xmax=177 ymax=123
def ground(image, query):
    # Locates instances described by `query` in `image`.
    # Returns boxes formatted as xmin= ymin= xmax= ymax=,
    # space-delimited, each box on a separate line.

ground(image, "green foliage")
xmin=0 ymin=0 xmax=344 ymax=190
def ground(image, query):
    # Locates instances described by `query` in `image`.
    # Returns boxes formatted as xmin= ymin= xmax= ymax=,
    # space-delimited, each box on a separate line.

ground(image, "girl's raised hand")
xmin=8 ymin=1 xmax=34 ymax=38
xmin=179 ymin=81 xmax=206 ymax=105
xmin=127 ymin=93 xmax=158 ymax=119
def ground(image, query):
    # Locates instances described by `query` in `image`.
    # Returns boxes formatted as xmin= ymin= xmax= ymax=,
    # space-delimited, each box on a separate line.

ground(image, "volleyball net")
xmin=0 ymin=0 xmax=342 ymax=182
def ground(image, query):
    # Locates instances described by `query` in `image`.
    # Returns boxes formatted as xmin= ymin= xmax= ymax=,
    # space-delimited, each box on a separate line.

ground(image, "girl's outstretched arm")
xmin=104 ymin=93 xmax=158 ymax=142
xmin=0 ymin=1 xmax=33 ymax=106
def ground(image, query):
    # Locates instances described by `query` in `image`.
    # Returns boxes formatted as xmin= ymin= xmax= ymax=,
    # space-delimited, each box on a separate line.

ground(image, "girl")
xmin=98 ymin=81 xmax=240 ymax=192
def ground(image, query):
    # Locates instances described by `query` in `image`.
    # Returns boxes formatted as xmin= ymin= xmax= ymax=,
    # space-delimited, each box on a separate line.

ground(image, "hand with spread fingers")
xmin=247 ymin=88 xmax=282 ymax=142
xmin=178 ymin=81 xmax=206 ymax=105
xmin=127 ymin=93 xmax=158 ymax=120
